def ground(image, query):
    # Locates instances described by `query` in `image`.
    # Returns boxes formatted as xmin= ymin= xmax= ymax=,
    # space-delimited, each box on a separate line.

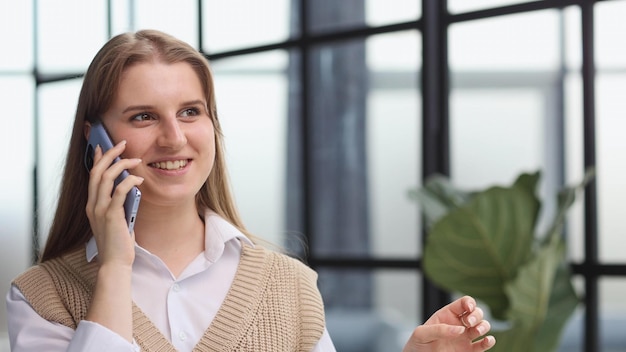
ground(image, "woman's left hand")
xmin=402 ymin=296 xmax=496 ymax=352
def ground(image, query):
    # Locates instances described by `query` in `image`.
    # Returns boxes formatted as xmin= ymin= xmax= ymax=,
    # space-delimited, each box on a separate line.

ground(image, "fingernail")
xmin=468 ymin=316 xmax=476 ymax=326
xmin=486 ymin=336 xmax=495 ymax=345
xmin=476 ymin=324 xmax=485 ymax=335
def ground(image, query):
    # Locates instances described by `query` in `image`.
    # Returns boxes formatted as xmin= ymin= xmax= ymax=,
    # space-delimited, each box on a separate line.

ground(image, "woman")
xmin=6 ymin=29 xmax=495 ymax=351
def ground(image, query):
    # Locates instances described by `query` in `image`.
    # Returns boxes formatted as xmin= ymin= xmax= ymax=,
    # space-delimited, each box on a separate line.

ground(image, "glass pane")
xmin=110 ymin=0 xmax=132 ymax=36
xmin=366 ymin=0 xmax=421 ymax=27
xmin=564 ymin=73 xmax=585 ymax=262
xmin=557 ymin=309 xmax=584 ymax=351
xmin=449 ymin=10 xmax=564 ymax=232
xmin=307 ymin=0 xmax=364 ymax=34
xmin=202 ymin=0 xmax=290 ymax=53
xmin=307 ymin=38 xmax=368 ymax=258
xmin=134 ymin=0 xmax=198 ymax=46
xmin=211 ymin=51 xmax=289 ymax=246
xmin=321 ymin=269 xmax=420 ymax=352
xmin=308 ymin=0 xmax=420 ymax=33
xmin=557 ymin=276 xmax=584 ymax=351
xmin=596 ymin=0 xmax=626 ymax=263
xmin=449 ymin=0 xmax=535 ymax=14
xmin=0 ymin=76 xmax=35 ymax=339
xmin=562 ymin=7 xmax=585 ymax=263
xmin=367 ymin=30 xmax=422 ymax=70
xmin=366 ymin=31 xmax=421 ymax=258
xmin=599 ymin=279 xmax=626 ymax=350
xmin=449 ymin=10 xmax=562 ymax=71
xmin=38 ymin=80 xmax=83 ymax=244
xmin=0 ymin=1 xmax=33 ymax=70
xmin=564 ymin=6 xmax=582 ymax=71
xmin=309 ymin=32 xmax=421 ymax=258
xmin=596 ymin=1 xmax=626 ymax=70
xmin=596 ymin=73 xmax=626 ymax=262
xmin=450 ymin=88 xmax=547 ymax=184
xmin=559 ymin=279 xmax=626 ymax=351
xmin=37 ymin=0 xmax=108 ymax=73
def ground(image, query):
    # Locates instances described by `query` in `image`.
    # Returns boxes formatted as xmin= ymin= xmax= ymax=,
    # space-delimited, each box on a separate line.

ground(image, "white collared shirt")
xmin=6 ymin=211 xmax=336 ymax=351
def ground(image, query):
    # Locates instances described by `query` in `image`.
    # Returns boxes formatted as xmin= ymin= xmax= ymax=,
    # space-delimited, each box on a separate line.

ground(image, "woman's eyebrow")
xmin=180 ymin=99 xmax=206 ymax=107
xmin=122 ymin=105 xmax=153 ymax=114
xmin=121 ymin=100 xmax=207 ymax=114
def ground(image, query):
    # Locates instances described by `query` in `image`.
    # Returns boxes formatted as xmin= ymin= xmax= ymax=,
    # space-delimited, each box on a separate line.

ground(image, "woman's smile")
xmin=149 ymin=159 xmax=189 ymax=171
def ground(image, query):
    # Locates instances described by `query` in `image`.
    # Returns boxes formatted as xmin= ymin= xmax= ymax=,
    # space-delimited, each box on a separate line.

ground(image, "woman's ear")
xmin=84 ymin=122 xmax=92 ymax=140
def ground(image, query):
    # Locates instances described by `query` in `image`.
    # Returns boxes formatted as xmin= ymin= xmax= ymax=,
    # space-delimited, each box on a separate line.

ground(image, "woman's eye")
xmin=180 ymin=108 xmax=200 ymax=117
xmin=131 ymin=113 xmax=152 ymax=121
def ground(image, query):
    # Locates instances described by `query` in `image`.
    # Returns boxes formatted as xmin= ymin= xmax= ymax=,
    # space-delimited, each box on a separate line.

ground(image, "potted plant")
xmin=409 ymin=169 xmax=594 ymax=352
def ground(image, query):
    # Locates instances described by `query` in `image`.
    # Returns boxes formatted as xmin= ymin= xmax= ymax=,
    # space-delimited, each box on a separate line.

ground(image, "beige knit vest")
xmin=13 ymin=244 xmax=325 ymax=351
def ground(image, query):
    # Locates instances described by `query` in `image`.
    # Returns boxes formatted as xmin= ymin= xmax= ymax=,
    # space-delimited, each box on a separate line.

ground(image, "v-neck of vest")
xmin=131 ymin=244 xmax=273 ymax=351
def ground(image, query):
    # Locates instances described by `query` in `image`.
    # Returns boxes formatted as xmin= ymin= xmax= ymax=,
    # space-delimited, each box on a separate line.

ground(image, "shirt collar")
xmin=86 ymin=209 xmax=254 ymax=263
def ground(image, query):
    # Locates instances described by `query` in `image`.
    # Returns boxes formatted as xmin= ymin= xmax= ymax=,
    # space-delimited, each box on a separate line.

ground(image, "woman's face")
xmin=98 ymin=61 xmax=215 ymax=207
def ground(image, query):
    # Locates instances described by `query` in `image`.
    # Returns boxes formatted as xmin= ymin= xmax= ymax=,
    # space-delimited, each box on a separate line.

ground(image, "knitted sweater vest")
xmin=13 ymin=244 xmax=326 ymax=351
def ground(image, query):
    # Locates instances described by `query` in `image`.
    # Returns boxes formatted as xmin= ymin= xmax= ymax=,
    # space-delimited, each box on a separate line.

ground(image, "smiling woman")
xmin=7 ymin=30 xmax=330 ymax=351
xmin=4 ymin=29 xmax=494 ymax=352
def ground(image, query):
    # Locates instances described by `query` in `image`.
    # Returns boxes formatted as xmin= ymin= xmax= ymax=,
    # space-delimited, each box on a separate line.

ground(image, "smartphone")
xmin=84 ymin=121 xmax=141 ymax=233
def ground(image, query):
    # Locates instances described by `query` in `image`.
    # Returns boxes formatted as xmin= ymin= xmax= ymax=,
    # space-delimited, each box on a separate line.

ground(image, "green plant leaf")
xmin=504 ymin=239 xmax=563 ymax=330
xmin=501 ymin=239 xmax=578 ymax=351
xmin=414 ymin=170 xmax=586 ymax=351
xmin=408 ymin=174 xmax=474 ymax=228
xmin=533 ymin=264 xmax=579 ymax=351
xmin=512 ymin=171 xmax=541 ymax=196
xmin=541 ymin=167 xmax=596 ymax=245
xmin=490 ymin=325 xmax=534 ymax=352
xmin=489 ymin=241 xmax=576 ymax=352
xmin=423 ymin=179 xmax=539 ymax=319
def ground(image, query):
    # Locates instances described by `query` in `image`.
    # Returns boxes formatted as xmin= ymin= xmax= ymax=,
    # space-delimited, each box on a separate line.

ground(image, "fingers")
xmin=86 ymin=141 xmax=143 ymax=225
xmin=459 ymin=307 xmax=484 ymax=329
xmin=404 ymin=323 xmax=496 ymax=352
xmin=457 ymin=295 xmax=477 ymax=316
xmin=434 ymin=295 xmax=477 ymax=323
xmin=459 ymin=305 xmax=494 ymax=342
xmin=409 ymin=323 xmax=466 ymax=344
xmin=85 ymin=141 xmax=143 ymax=267
xmin=460 ymin=300 xmax=495 ymax=352
xmin=471 ymin=335 xmax=496 ymax=351
xmin=87 ymin=141 xmax=127 ymax=210
xmin=446 ymin=296 xmax=495 ymax=346
xmin=467 ymin=318 xmax=490 ymax=339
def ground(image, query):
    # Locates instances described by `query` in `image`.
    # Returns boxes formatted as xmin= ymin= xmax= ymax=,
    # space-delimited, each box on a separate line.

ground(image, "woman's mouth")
xmin=149 ymin=159 xmax=189 ymax=170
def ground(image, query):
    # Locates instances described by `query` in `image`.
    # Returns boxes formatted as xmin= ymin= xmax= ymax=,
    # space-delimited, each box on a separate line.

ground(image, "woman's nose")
xmin=157 ymin=118 xmax=187 ymax=150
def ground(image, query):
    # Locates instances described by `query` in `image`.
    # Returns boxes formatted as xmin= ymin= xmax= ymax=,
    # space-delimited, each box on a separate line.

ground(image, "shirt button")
xmin=179 ymin=331 xmax=187 ymax=341
xmin=172 ymin=283 xmax=181 ymax=292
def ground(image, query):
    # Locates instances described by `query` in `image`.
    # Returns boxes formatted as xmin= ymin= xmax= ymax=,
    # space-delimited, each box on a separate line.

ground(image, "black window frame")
xmin=26 ymin=1 xmax=626 ymax=351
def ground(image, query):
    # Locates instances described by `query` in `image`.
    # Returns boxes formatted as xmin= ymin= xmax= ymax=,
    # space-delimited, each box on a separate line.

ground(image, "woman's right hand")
xmin=85 ymin=140 xmax=143 ymax=268
xmin=84 ymin=139 xmax=143 ymax=342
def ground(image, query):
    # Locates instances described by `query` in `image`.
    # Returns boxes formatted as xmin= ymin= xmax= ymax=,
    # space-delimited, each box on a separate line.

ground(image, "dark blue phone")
xmin=84 ymin=121 xmax=141 ymax=233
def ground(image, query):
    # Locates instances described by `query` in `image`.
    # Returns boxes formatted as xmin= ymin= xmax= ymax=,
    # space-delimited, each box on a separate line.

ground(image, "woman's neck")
xmin=132 ymin=200 xmax=206 ymax=277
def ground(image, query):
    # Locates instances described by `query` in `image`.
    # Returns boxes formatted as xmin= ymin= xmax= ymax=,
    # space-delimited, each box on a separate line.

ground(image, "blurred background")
xmin=1 ymin=0 xmax=625 ymax=351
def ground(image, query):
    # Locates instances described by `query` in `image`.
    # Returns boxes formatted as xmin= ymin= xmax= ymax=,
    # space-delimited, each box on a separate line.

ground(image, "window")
xmin=2 ymin=1 xmax=624 ymax=350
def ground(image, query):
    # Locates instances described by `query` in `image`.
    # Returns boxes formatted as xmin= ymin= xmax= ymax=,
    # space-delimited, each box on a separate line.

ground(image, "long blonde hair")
xmin=40 ymin=29 xmax=252 ymax=262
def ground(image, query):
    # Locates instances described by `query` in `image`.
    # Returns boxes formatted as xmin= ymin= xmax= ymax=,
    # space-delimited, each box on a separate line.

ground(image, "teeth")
xmin=151 ymin=160 xmax=188 ymax=170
